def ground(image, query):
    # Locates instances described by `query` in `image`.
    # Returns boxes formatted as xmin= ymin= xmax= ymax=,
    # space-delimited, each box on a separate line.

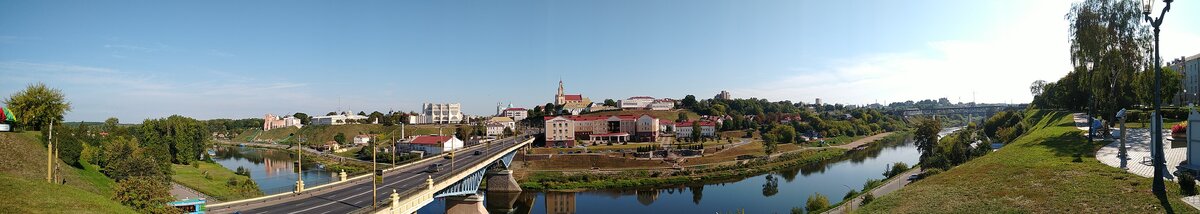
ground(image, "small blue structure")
xmin=167 ymin=198 xmax=207 ymax=214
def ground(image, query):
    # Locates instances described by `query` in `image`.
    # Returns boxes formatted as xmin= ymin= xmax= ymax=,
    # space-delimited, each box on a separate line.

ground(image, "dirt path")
xmin=833 ymin=132 xmax=895 ymax=149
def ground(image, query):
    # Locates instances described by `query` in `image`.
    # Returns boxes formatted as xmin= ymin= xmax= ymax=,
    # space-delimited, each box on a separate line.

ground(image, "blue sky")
xmin=2 ymin=0 xmax=1199 ymax=122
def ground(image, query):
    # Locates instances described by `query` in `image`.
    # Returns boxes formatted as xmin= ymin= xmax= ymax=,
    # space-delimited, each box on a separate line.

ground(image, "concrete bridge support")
xmin=485 ymin=191 xmax=521 ymax=214
xmin=445 ymin=194 xmax=487 ymax=214
xmin=487 ymin=170 xmax=522 ymax=193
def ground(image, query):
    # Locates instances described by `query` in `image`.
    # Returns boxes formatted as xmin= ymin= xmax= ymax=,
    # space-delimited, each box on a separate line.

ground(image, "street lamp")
xmin=1086 ymin=60 xmax=1095 ymax=144
xmin=1142 ymin=0 xmax=1173 ymax=195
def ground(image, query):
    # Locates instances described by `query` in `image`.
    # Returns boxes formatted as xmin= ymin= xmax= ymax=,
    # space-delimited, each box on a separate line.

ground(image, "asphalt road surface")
xmin=215 ymin=137 xmax=525 ymax=214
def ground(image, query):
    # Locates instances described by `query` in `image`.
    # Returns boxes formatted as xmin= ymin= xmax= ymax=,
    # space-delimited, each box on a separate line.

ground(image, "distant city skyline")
xmin=2 ymin=0 xmax=1199 ymax=122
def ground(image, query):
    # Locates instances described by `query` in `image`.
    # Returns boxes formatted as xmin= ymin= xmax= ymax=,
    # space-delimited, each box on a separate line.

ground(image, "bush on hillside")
xmin=806 ymin=192 xmax=830 ymax=212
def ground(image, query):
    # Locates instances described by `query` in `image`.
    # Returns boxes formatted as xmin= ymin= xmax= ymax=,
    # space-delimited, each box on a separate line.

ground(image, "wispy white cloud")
xmin=0 ymin=61 xmax=318 ymax=121
xmin=737 ymin=1 xmax=1131 ymax=105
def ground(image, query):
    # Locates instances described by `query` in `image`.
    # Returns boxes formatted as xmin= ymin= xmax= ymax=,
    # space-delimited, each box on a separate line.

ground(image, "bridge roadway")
xmin=212 ymin=137 xmax=525 ymax=214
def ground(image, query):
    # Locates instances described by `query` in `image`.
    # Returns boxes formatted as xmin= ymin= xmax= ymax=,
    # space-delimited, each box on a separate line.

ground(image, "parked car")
xmin=473 ymin=150 xmax=483 ymax=156
xmin=424 ymin=164 xmax=441 ymax=173
xmin=907 ymin=174 xmax=922 ymax=181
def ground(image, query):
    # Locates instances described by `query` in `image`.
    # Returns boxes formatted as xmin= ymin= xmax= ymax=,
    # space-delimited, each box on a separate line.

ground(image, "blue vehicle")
xmin=167 ymin=198 xmax=207 ymax=214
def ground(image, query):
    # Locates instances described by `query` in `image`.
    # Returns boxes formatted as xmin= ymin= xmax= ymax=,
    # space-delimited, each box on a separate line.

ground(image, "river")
xmin=210 ymin=146 xmax=337 ymax=195
xmin=413 ymin=128 xmax=962 ymax=213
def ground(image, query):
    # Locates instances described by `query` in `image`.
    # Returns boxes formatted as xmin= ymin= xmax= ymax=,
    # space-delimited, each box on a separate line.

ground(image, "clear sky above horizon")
xmin=2 ymin=0 xmax=1199 ymax=122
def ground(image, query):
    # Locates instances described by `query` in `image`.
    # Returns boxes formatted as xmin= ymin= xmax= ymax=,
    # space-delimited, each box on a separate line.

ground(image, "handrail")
xmin=207 ymin=136 xmax=524 ymax=212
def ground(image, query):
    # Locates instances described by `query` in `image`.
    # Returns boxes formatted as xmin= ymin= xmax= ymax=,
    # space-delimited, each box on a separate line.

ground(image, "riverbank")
xmin=519 ymin=147 xmax=847 ymax=191
xmin=170 ymin=162 xmax=261 ymax=201
xmin=515 ymin=132 xmax=906 ymax=191
xmin=858 ymin=110 xmax=1200 ymax=213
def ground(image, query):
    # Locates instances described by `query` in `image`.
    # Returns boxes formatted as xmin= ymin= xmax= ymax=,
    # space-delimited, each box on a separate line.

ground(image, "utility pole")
xmin=295 ymin=132 xmax=304 ymax=193
xmin=390 ymin=130 xmax=396 ymax=166
xmin=47 ymin=122 xmax=53 ymax=183
xmin=372 ymin=135 xmax=378 ymax=209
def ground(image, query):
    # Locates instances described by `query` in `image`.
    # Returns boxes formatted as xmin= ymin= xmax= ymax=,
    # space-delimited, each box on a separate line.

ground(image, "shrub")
xmin=843 ymin=189 xmax=859 ymax=200
xmin=922 ymin=168 xmax=944 ymax=178
xmin=1181 ymin=173 xmax=1197 ymax=196
xmin=884 ymin=162 xmax=909 ymax=178
xmin=806 ymin=192 xmax=830 ymax=212
xmin=227 ymin=177 xmax=239 ymax=186
xmin=791 ymin=207 xmax=804 ymax=214
xmin=863 ymin=179 xmax=883 ymax=190
xmin=860 ymin=192 xmax=875 ymax=206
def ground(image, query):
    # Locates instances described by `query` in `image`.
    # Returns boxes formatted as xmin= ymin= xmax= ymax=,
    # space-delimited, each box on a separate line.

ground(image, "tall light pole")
xmin=372 ymin=135 xmax=378 ymax=209
xmin=295 ymin=132 xmax=305 ymax=193
xmin=1086 ymin=60 xmax=1095 ymax=144
xmin=1144 ymin=0 xmax=1173 ymax=195
xmin=47 ymin=122 xmax=53 ymax=183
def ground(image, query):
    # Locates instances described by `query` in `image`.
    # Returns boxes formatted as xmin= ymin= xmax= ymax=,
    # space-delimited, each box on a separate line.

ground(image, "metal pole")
xmin=47 ymin=122 xmax=53 ymax=183
xmin=372 ymin=135 xmax=378 ymax=209
xmin=1151 ymin=23 xmax=1166 ymax=195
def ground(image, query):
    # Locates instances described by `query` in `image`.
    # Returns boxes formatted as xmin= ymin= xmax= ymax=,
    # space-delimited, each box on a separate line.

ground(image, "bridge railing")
xmin=206 ymin=136 xmax=523 ymax=212
xmin=355 ymin=137 xmax=533 ymax=214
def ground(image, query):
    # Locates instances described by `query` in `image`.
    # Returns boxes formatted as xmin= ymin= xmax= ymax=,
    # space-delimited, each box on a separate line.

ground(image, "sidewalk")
xmin=170 ymin=182 xmax=219 ymax=203
xmin=824 ymin=167 xmax=921 ymax=214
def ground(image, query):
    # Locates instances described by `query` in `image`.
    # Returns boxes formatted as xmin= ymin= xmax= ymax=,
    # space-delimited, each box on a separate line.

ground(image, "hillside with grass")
xmin=857 ymin=110 xmax=1199 ymax=213
xmin=0 ymin=132 xmax=132 ymax=213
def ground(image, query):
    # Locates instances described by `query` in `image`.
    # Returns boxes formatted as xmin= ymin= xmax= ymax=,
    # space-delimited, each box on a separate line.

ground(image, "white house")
xmin=312 ymin=112 xmax=369 ymax=126
xmin=619 ymin=96 xmax=675 ymax=110
xmin=502 ymin=108 xmax=528 ymax=121
xmin=676 ymin=121 xmax=717 ymax=139
xmin=353 ymin=134 xmax=372 ymax=146
xmin=263 ymin=114 xmax=303 ymax=131
xmin=404 ymin=135 xmax=464 ymax=155
xmin=486 ymin=122 xmax=507 ymax=136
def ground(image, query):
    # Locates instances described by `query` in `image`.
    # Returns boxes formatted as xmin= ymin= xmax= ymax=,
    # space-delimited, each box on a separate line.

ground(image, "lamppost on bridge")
xmin=372 ymin=135 xmax=379 ymax=209
xmin=294 ymin=131 xmax=305 ymax=193
xmin=1143 ymin=0 xmax=1173 ymax=195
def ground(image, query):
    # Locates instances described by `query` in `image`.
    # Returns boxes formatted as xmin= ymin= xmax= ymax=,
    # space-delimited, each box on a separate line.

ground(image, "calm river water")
xmin=415 ymin=128 xmax=961 ymax=213
xmin=210 ymin=146 xmax=336 ymax=195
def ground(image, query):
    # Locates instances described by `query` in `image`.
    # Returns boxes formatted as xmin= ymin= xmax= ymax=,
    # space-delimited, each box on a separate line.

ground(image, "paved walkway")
xmin=170 ymin=182 xmax=219 ymax=203
xmin=824 ymin=167 xmax=922 ymax=214
xmin=1095 ymin=128 xmax=1184 ymax=181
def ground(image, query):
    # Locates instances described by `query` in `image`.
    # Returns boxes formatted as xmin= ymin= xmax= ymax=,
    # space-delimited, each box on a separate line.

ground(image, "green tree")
xmin=682 ymin=95 xmax=698 ymax=109
xmin=112 ymin=176 xmax=176 ymax=214
xmin=1136 ymin=67 xmax=1182 ymax=107
xmin=104 ymin=117 xmax=120 ymax=131
xmin=138 ymin=115 xmax=208 ymax=165
xmin=292 ymin=112 xmax=310 ymax=125
xmin=504 ymin=127 xmax=514 ymax=137
xmin=914 ymin=117 xmax=942 ymax=165
xmin=677 ymin=111 xmax=690 ymax=122
xmin=102 ymin=137 xmax=170 ymax=181
xmin=3 ymin=82 xmax=72 ymax=131
xmin=1066 ymin=0 xmax=1151 ymax=124
xmin=806 ymin=192 xmax=830 ymax=212
xmin=691 ymin=121 xmax=702 ymax=142
xmin=762 ymin=133 xmax=777 ymax=155
xmin=334 ymin=132 xmax=347 ymax=144
xmin=768 ymin=124 xmax=796 ymax=145
xmin=603 ymin=99 xmax=617 ymax=107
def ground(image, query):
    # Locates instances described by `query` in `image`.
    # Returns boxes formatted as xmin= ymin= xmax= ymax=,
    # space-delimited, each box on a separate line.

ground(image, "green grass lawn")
xmin=0 ymin=174 xmax=136 ymax=214
xmin=171 ymin=162 xmax=262 ymax=201
xmin=0 ymin=132 xmax=117 ymax=196
xmin=73 ymin=163 xmax=117 ymax=196
xmin=857 ymin=110 xmax=1199 ymax=213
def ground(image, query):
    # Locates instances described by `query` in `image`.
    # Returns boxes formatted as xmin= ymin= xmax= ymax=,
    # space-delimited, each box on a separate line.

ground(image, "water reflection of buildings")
xmin=545 ymin=192 xmax=576 ymax=214
xmin=635 ymin=190 xmax=659 ymax=206
xmin=261 ymin=157 xmax=292 ymax=178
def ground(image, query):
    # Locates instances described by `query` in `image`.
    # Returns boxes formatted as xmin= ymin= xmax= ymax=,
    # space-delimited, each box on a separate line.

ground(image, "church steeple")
xmin=557 ymin=80 xmax=564 ymax=97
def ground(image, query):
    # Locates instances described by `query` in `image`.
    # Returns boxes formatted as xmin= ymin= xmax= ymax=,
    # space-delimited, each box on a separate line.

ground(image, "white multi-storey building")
xmin=311 ymin=112 xmax=369 ymax=126
xmin=408 ymin=103 xmax=464 ymax=124
xmin=263 ymin=114 xmax=303 ymax=131
xmin=502 ymin=108 xmax=528 ymax=121
xmin=619 ymin=96 xmax=675 ymax=110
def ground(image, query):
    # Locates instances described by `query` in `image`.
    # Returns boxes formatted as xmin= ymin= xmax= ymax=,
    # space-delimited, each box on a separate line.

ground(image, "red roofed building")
xmin=402 ymin=135 xmax=464 ymax=155
xmin=502 ymin=107 xmax=528 ymax=121
xmin=675 ymin=121 xmax=717 ymax=139
xmin=544 ymin=114 xmax=660 ymax=147
xmin=554 ymin=80 xmax=591 ymax=106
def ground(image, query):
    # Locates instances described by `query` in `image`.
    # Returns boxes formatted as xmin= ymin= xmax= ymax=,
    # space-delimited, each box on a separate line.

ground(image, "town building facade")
xmin=312 ymin=112 xmax=369 ymax=126
xmin=408 ymin=103 xmax=464 ymax=124
xmin=543 ymin=114 xmax=660 ymax=147
xmin=675 ymin=121 xmax=717 ymax=139
xmin=263 ymin=113 xmax=303 ymax=131
xmin=401 ymin=135 xmax=464 ymax=155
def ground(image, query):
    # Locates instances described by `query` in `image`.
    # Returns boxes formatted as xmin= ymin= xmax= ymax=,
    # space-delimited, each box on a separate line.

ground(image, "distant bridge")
xmin=891 ymin=104 xmax=1027 ymax=118
xmin=207 ymin=136 xmax=532 ymax=214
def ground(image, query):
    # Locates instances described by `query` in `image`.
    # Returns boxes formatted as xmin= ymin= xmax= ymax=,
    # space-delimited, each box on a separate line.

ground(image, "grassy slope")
xmin=171 ymin=162 xmax=261 ymax=201
xmin=0 ymin=174 xmax=136 ymax=214
xmin=857 ymin=110 xmax=1199 ymax=213
xmin=0 ymin=132 xmax=131 ymax=213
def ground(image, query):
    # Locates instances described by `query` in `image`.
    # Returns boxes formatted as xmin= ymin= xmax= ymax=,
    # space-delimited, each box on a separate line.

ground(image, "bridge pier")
xmin=485 ymin=191 xmax=521 ymax=214
xmin=445 ymin=194 xmax=487 ymax=214
xmin=486 ymin=169 xmax=522 ymax=193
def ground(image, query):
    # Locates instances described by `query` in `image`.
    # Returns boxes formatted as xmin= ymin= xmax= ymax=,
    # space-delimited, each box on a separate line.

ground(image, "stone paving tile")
xmin=1184 ymin=195 xmax=1200 ymax=210
xmin=1095 ymin=128 xmax=1184 ymax=181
